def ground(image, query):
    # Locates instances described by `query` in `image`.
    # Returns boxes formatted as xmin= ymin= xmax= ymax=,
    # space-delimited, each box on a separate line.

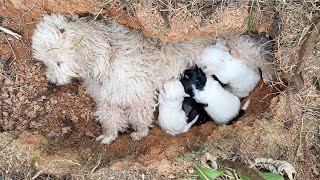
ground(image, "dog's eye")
xmin=57 ymin=61 xmax=63 ymax=67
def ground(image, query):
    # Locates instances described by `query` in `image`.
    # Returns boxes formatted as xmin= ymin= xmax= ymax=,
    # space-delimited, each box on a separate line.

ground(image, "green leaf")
xmin=175 ymin=179 xmax=195 ymax=180
xmin=261 ymin=172 xmax=284 ymax=180
xmin=194 ymin=166 xmax=224 ymax=180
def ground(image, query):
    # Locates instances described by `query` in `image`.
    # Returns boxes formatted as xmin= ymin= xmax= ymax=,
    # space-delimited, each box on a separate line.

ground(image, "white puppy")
xmin=191 ymin=70 xmax=250 ymax=125
xmin=200 ymin=44 xmax=261 ymax=98
xmin=158 ymin=80 xmax=199 ymax=135
xmin=32 ymin=14 xmax=209 ymax=144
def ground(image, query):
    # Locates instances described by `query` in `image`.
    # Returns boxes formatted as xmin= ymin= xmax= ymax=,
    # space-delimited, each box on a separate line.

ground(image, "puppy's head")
xmin=32 ymin=14 xmax=80 ymax=85
xmin=201 ymin=44 xmax=232 ymax=69
xmin=163 ymin=80 xmax=189 ymax=100
xmin=182 ymin=67 xmax=207 ymax=91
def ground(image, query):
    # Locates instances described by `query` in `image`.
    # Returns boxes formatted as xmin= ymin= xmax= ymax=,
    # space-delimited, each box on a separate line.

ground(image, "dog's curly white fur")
xmin=32 ymin=14 xmax=209 ymax=144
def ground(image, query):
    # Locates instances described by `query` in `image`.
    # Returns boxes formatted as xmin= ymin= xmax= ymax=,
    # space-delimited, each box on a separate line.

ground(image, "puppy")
xmin=158 ymin=80 xmax=198 ymax=135
xmin=182 ymin=97 xmax=211 ymax=126
xmin=200 ymin=44 xmax=261 ymax=98
xmin=189 ymin=68 xmax=250 ymax=125
xmin=180 ymin=67 xmax=212 ymax=126
xmin=32 ymin=14 xmax=210 ymax=144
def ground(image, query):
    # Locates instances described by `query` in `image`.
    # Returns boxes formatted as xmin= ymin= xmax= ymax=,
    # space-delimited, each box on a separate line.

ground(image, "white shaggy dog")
xmin=200 ymin=44 xmax=261 ymax=98
xmin=191 ymin=70 xmax=250 ymax=125
xmin=158 ymin=80 xmax=199 ymax=135
xmin=32 ymin=14 xmax=209 ymax=144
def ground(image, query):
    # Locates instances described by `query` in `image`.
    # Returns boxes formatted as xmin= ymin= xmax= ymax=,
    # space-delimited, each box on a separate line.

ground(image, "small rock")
xmin=1 ymin=93 xmax=9 ymax=98
xmin=19 ymin=95 xmax=25 ymax=101
xmin=47 ymin=130 xmax=56 ymax=137
xmin=30 ymin=121 xmax=37 ymax=127
xmin=85 ymin=131 xmax=95 ymax=138
xmin=26 ymin=111 xmax=33 ymax=118
xmin=71 ymin=115 xmax=78 ymax=123
xmin=80 ymin=114 xmax=86 ymax=119
xmin=3 ymin=112 xmax=9 ymax=117
xmin=4 ymin=99 xmax=12 ymax=105
xmin=168 ymin=174 xmax=175 ymax=179
xmin=34 ymin=105 xmax=40 ymax=111
xmin=62 ymin=127 xmax=69 ymax=134
xmin=187 ymin=167 xmax=194 ymax=173
xmin=16 ymin=91 xmax=23 ymax=98
xmin=4 ymin=79 xmax=12 ymax=85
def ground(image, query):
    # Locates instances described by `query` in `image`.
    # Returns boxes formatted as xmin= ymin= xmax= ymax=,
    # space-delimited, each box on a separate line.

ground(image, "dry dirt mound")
xmin=0 ymin=1 xmax=319 ymax=179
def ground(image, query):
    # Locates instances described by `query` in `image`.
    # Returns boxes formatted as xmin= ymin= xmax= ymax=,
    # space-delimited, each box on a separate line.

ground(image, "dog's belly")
xmin=88 ymin=75 xmax=155 ymax=107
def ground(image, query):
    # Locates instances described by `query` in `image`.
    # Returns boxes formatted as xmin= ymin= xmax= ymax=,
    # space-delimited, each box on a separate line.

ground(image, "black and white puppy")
xmin=180 ymin=66 xmax=211 ymax=126
xmin=182 ymin=66 xmax=250 ymax=125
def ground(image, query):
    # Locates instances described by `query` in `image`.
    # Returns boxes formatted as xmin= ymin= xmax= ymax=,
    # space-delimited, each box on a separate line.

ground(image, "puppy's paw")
xmin=96 ymin=134 xmax=117 ymax=144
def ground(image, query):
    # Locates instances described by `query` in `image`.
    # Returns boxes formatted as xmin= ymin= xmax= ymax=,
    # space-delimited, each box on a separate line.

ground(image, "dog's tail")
xmin=227 ymin=99 xmax=251 ymax=125
xmin=183 ymin=115 xmax=199 ymax=133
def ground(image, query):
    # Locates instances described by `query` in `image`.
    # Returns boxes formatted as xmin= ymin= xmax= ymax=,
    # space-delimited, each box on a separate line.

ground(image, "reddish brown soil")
xmin=0 ymin=1 xmax=278 ymax=168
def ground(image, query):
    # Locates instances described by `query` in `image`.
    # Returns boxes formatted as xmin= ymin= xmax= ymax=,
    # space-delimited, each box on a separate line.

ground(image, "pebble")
xmin=85 ymin=131 xmax=95 ymax=137
xmin=4 ymin=99 xmax=12 ymax=105
xmin=1 ymin=93 xmax=9 ymax=98
xmin=4 ymin=79 xmax=12 ymax=85
xmin=30 ymin=121 xmax=37 ymax=127
xmin=80 ymin=114 xmax=86 ymax=119
xmin=52 ymin=100 xmax=58 ymax=104
xmin=26 ymin=110 xmax=33 ymax=118
xmin=47 ymin=130 xmax=55 ymax=137
xmin=62 ymin=127 xmax=69 ymax=134
xmin=19 ymin=96 xmax=25 ymax=101
xmin=187 ymin=167 xmax=194 ymax=173
xmin=71 ymin=115 xmax=78 ymax=123
xmin=16 ymin=91 xmax=23 ymax=98
xmin=34 ymin=105 xmax=40 ymax=111
xmin=3 ymin=112 xmax=9 ymax=117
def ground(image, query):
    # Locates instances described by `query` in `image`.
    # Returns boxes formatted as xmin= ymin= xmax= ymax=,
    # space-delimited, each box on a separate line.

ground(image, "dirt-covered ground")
xmin=0 ymin=0 xmax=319 ymax=179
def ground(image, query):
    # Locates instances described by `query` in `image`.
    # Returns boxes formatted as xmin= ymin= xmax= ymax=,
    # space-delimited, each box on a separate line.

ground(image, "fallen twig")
xmin=294 ymin=18 xmax=320 ymax=90
xmin=0 ymin=26 xmax=22 ymax=40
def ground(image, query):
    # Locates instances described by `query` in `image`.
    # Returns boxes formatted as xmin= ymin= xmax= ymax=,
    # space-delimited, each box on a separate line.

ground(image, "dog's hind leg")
xmin=127 ymin=103 xmax=154 ymax=141
xmin=95 ymin=103 xmax=128 ymax=144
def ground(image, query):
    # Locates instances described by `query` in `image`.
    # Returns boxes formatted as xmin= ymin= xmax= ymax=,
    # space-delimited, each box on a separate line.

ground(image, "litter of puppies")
xmin=31 ymin=14 xmax=275 ymax=142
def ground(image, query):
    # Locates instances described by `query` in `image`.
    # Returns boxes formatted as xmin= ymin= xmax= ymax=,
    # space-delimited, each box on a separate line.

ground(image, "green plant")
xmin=192 ymin=166 xmax=284 ymax=180
xmin=247 ymin=0 xmax=255 ymax=33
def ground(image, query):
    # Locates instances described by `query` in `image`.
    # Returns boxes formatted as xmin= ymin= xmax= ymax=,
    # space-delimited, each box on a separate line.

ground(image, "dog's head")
xmin=163 ymin=80 xmax=189 ymax=100
xmin=32 ymin=14 xmax=80 ymax=85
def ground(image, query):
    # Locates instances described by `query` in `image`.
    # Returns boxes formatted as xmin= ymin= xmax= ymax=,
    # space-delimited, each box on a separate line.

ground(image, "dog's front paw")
xmin=96 ymin=134 xmax=117 ymax=144
xmin=130 ymin=129 xmax=148 ymax=141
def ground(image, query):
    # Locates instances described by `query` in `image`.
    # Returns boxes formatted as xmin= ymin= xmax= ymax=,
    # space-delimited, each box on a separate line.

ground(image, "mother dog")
xmin=32 ymin=14 xmax=209 ymax=144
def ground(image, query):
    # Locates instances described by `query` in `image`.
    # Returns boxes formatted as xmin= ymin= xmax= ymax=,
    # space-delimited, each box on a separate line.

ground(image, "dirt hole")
xmin=37 ymin=80 xmax=280 ymax=167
